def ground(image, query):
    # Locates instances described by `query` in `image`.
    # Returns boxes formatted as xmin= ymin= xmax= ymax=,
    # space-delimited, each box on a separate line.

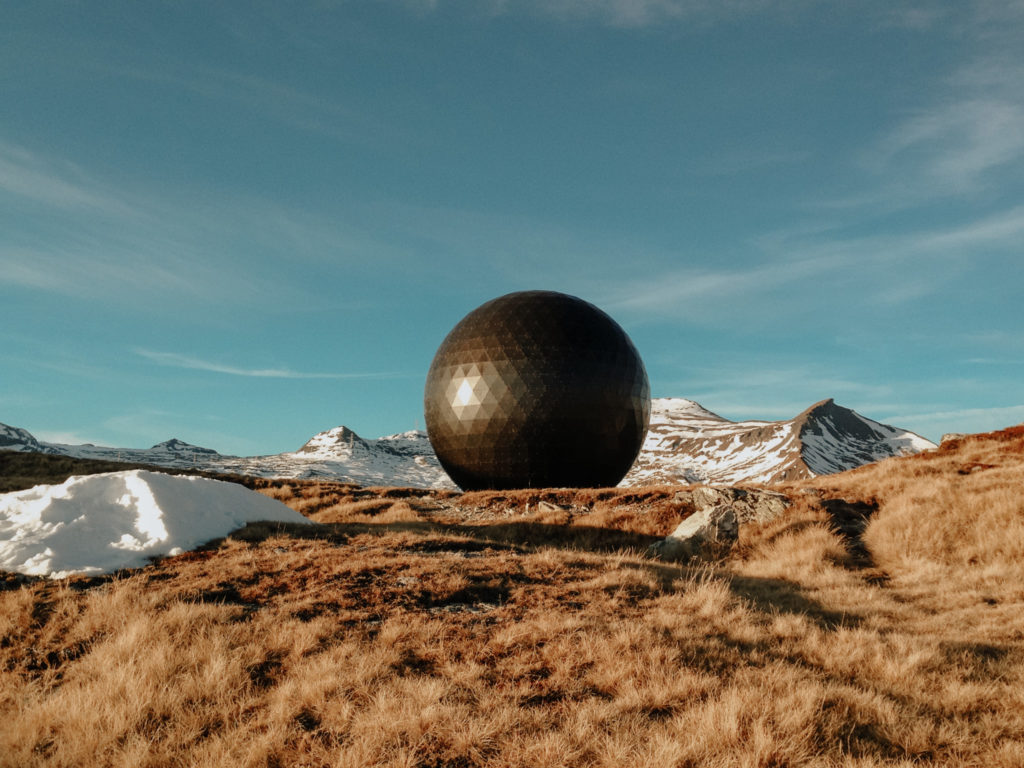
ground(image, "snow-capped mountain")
xmin=1 ymin=398 xmax=934 ymax=489
xmin=623 ymin=398 xmax=935 ymax=486
xmin=0 ymin=422 xmax=453 ymax=489
xmin=233 ymin=426 xmax=449 ymax=487
xmin=37 ymin=437 xmax=223 ymax=467
xmin=0 ymin=423 xmax=60 ymax=455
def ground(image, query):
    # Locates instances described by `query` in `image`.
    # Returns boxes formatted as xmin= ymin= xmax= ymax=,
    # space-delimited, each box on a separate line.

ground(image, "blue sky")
xmin=2 ymin=0 xmax=1023 ymax=455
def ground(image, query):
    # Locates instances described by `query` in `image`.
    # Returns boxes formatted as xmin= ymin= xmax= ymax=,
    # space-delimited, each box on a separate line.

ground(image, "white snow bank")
xmin=0 ymin=470 xmax=313 ymax=578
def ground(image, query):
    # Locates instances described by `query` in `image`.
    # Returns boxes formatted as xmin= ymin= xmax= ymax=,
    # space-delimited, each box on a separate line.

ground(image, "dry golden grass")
xmin=797 ymin=425 xmax=1024 ymax=584
xmin=2 ymin=428 xmax=1024 ymax=766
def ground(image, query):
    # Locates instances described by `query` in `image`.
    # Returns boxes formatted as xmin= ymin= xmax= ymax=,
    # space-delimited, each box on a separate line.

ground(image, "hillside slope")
xmin=2 ymin=426 xmax=1022 ymax=766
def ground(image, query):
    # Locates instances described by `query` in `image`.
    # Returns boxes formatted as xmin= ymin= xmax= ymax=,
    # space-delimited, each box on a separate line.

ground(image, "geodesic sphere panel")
xmin=424 ymin=290 xmax=651 ymax=490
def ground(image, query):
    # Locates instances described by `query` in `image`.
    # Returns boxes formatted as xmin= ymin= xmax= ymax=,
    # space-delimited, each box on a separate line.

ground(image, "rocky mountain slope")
xmin=623 ymin=398 xmax=935 ymax=486
xmin=0 ymin=424 xmax=59 ymax=455
xmin=0 ymin=398 xmax=934 ymax=488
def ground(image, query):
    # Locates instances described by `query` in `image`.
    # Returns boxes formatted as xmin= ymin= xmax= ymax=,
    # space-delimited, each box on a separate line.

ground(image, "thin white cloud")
xmin=915 ymin=204 xmax=1024 ymax=250
xmin=607 ymin=199 xmax=1024 ymax=318
xmin=957 ymin=329 xmax=1024 ymax=347
xmin=33 ymin=430 xmax=98 ymax=446
xmin=845 ymin=10 xmax=1024 ymax=209
xmin=880 ymin=6 xmax=950 ymax=30
xmin=653 ymin=362 xmax=901 ymax=424
xmin=869 ymin=99 xmax=1024 ymax=195
xmin=89 ymin=61 xmax=401 ymax=149
xmin=393 ymin=0 xmax=802 ymax=27
xmin=0 ymin=140 xmax=132 ymax=215
xmin=1 ymin=246 xmax=213 ymax=298
xmin=96 ymin=408 xmax=268 ymax=454
xmin=0 ymin=139 xmax=264 ymax=305
xmin=532 ymin=0 xmax=799 ymax=27
xmin=597 ymin=252 xmax=851 ymax=317
xmin=0 ymin=139 xmax=354 ymax=309
xmin=690 ymin=148 xmax=812 ymax=177
xmin=136 ymin=349 xmax=406 ymax=380
xmin=889 ymin=404 xmax=1024 ymax=427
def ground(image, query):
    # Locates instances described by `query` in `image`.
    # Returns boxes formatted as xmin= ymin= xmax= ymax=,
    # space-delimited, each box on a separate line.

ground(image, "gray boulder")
xmin=647 ymin=487 xmax=791 ymax=562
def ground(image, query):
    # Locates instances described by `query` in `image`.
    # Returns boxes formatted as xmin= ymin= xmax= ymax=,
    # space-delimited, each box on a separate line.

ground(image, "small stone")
xmin=537 ymin=500 xmax=567 ymax=513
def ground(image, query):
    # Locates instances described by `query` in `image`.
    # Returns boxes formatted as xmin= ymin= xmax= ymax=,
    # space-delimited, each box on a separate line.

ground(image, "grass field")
xmin=1 ymin=427 xmax=1023 ymax=766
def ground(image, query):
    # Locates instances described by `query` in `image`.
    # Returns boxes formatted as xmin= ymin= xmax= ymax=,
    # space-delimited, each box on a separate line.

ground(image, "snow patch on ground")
xmin=0 ymin=470 xmax=312 ymax=578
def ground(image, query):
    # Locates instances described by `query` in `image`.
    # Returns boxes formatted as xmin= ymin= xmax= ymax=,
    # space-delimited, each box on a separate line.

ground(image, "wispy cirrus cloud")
xmin=0 ymin=138 xmax=373 ymax=309
xmin=888 ymin=404 xmax=1024 ymax=430
xmin=866 ymin=98 xmax=1024 ymax=196
xmin=915 ymin=203 xmax=1024 ymax=249
xmin=136 ymin=349 xmax=407 ymax=380
xmin=880 ymin=6 xmax=951 ymax=30
xmin=97 ymin=408 xmax=267 ymax=455
xmin=598 ymin=199 xmax=1024 ymax=320
xmin=535 ymin=0 xmax=733 ymax=27
xmin=397 ymin=0 xmax=804 ymax=28
xmin=0 ymin=140 xmax=132 ymax=215
xmin=33 ymin=430 xmax=98 ymax=446
xmin=598 ymin=253 xmax=839 ymax=317
xmin=956 ymin=329 xmax=1024 ymax=350
xmin=690 ymin=147 xmax=813 ymax=177
xmin=0 ymin=138 xmax=257 ymax=305
xmin=846 ymin=7 xmax=1024 ymax=208
xmin=802 ymin=2 xmax=1024 ymax=219
xmin=90 ymin=61 xmax=399 ymax=148
xmin=1 ymin=245 xmax=230 ymax=299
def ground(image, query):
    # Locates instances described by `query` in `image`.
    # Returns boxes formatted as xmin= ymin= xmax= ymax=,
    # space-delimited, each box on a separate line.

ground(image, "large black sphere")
xmin=424 ymin=290 xmax=651 ymax=490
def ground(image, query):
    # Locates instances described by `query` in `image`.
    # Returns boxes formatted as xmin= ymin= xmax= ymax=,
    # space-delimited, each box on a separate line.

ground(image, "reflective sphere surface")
xmin=424 ymin=290 xmax=651 ymax=490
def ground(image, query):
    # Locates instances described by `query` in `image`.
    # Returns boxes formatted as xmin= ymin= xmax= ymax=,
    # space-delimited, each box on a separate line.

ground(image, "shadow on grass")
xmin=818 ymin=497 xmax=891 ymax=586
xmin=229 ymin=518 xmax=664 ymax=555
xmin=227 ymin=517 xmax=860 ymax=630
xmin=821 ymin=498 xmax=879 ymax=569
xmin=725 ymin=574 xmax=860 ymax=629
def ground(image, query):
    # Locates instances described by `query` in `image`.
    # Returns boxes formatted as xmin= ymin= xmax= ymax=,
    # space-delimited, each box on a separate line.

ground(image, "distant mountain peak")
xmin=293 ymin=426 xmax=370 ymax=458
xmin=794 ymin=399 xmax=886 ymax=442
xmin=150 ymin=438 xmax=220 ymax=455
xmin=0 ymin=422 xmax=59 ymax=455
xmin=799 ymin=397 xmax=835 ymax=413
xmin=795 ymin=400 xmax=933 ymax=476
xmin=650 ymin=397 xmax=728 ymax=422
xmin=625 ymin=397 xmax=936 ymax=486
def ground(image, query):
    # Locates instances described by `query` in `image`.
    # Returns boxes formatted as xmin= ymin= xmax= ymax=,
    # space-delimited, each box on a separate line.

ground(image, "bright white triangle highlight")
xmin=454 ymin=379 xmax=475 ymax=407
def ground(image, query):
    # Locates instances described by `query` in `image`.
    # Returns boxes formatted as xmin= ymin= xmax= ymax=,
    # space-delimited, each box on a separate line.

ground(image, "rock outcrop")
xmin=647 ymin=487 xmax=791 ymax=561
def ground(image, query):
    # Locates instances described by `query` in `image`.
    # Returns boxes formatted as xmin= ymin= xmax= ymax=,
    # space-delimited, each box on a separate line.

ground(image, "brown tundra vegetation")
xmin=1 ymin=426 xmax=1023 ymax=767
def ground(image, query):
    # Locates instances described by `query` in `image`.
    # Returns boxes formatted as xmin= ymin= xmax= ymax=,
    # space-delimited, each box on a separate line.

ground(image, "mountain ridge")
xmin=0 ymin=398 xmax=936 ymax=489
xmin=622 ymin=397 xmax=935 ymax=486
